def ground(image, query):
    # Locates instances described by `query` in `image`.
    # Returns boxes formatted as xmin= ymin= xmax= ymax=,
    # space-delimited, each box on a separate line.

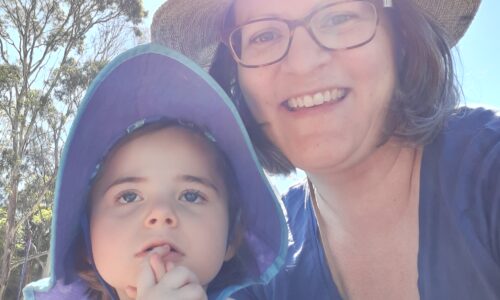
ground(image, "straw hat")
xmin=151 ymin=0 xmax=481 ymax=69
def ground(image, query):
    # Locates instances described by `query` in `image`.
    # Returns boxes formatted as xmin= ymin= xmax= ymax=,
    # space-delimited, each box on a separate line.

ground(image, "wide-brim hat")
xmin=151 ymin=0 xmax=481 ymax=69
xmin=41 ymin=43 xmax=287 ymax=299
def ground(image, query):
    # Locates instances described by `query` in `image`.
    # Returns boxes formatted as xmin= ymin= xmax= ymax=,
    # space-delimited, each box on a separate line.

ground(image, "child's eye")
xmin=117 ymin=191 xmax=142 ymax=204
xmin=180 ymin=190 xmax=206 ymax=204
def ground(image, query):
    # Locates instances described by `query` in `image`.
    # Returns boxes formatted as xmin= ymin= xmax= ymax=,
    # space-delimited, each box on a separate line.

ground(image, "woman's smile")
xmin=285 ymin=87 xmax=349 ymax=111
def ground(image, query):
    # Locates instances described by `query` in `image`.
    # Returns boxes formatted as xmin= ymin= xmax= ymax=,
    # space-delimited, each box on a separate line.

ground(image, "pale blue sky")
xmin=142 ymin=0 xmax=499 ymax=193
xmin=454 ymin=0 xmax=499 ymax=109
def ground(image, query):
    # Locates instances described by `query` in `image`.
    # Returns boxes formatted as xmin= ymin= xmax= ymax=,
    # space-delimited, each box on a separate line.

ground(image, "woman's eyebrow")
xmin=179 ymin=174 xmax=220 ymax=194
xmin=238 ymin=0 xmax=339 ymax=23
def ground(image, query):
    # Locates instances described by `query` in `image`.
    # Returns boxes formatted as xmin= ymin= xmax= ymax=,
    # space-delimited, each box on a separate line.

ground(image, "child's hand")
xmin=125 ymin=248 xmax=207 ymax=300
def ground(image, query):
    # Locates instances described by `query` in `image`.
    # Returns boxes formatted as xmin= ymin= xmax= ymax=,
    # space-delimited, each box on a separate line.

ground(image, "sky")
xmin=142 ymin=0 xmax=500 ymax=193
xmin=453 ymin=0 xmax=500 ymax=109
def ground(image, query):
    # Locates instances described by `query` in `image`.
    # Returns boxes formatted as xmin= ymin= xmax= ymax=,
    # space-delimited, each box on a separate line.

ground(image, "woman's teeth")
xmin=287 ymin=88 xmax=347 ymax=110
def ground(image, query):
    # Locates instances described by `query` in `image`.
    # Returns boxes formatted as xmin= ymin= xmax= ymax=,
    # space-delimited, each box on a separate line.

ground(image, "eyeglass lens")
xmin=229 ymin=1 xmax=377 ymax=67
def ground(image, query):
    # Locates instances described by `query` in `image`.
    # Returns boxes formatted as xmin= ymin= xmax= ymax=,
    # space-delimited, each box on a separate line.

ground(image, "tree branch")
xmin=9 ymin=251 xmax=49 ymax=271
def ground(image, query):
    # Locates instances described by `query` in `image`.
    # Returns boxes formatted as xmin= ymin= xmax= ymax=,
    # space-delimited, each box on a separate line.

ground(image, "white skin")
xmin=235 ymin=0 xmax=421 ymax=299
xmin=89 ymin=127 xmax=236 ymax=300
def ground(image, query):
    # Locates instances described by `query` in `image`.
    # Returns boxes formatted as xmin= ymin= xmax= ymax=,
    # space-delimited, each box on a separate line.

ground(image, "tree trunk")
xmin=0 ymin=164 xmax=20 ymax=299
xmin=17 ymin=223 xmax=32 ymax=300
xmin=0 ymin=115 xmax=21 ymax=299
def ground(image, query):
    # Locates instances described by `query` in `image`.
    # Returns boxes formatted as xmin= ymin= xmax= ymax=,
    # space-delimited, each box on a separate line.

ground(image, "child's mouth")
xmin=137 ymin=242 xmax=183 ymax=260
xmin=145 ymin=244 xmax=169 ymax=253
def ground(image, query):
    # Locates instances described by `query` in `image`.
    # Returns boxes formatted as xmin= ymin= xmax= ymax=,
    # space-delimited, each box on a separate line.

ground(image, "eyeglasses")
xmin=224 ymin=0 xmax=379 ymax=68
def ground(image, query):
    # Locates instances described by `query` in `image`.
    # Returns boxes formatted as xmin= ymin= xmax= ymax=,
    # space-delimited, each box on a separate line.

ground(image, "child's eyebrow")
xmin=103 ymin=177 xmax=146 ymax=194
xmin=101 ymin=175 xmax=220 ymax=195
xmin=179 ymin=175 xmax=220 ymax=194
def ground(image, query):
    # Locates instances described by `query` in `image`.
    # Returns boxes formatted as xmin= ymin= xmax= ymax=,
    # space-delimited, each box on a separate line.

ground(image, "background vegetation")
xmin=0 ymin=1 xmax=147 ymax=298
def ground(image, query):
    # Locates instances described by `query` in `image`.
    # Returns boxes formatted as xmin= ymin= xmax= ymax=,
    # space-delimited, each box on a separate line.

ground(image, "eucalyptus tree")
xmin=0 ymin=1 xmax=146 ymax=297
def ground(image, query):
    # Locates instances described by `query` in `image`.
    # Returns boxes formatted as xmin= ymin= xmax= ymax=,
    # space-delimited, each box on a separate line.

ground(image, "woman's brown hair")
xmin=209 ymin=0 xmax=461 ymax=175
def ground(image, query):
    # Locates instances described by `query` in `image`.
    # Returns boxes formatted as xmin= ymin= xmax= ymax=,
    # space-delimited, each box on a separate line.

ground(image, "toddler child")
xmin=23 ymin=44 xmax=287 ymax=300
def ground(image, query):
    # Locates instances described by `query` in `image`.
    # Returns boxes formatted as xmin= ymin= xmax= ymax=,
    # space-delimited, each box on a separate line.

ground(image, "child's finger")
xmin=124 ymin=286 xmax=137 ymax=299
xmin=172 ymin=282 xmax=207 ymax=300
xmin=149 ymin=252 xmax=166 ymax=282
xmin=166 ymin=261 xmax=175 ymax=273
xmin=159 ymin=265 xmax=200 ymax=290
xmin=135 ymin=258 xmax=156 ymax=298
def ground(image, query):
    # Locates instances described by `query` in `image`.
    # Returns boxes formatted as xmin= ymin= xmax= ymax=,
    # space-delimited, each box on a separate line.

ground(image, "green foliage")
xmin=31 ymin=207 xmax=52 ymax=226
xmin=53 ymin=58 xmax=107 ymax=105
xmin=0 ymin=64 xmax=19 ymax=91
xmin=0 ymin=206 xmax=5 ymax=229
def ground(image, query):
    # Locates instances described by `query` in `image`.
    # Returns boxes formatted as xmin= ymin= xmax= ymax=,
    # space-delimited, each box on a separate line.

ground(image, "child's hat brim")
xmin=51 ymin=44 xmax=286 ymax=292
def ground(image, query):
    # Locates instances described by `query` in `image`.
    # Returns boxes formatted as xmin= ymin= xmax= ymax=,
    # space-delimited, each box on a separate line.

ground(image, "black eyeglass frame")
xmin=222 ymin=0 xmax=381 ymax=68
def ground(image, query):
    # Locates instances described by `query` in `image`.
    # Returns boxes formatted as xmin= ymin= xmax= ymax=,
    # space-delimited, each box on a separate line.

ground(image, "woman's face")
xmin=234 ymin=0 xmax=397 ymax=173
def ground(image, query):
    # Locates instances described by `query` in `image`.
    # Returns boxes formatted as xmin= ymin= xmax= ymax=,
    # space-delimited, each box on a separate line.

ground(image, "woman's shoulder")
xmin=444 ymin=107 xmax=500 ymax=141
xmin=419 ymin=107 xmax=500 ymax=297
xmin=424 ymin=105 xmax=500 ymax=241
xmin=428 ymin=107 xmax=500 ymax=168
xmin=428 ymin=106 xmax=500 ymax=185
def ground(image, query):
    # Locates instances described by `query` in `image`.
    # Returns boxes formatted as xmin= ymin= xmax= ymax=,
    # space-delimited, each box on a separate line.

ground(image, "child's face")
xmin=89 ymin=127 xmax=235 ymax=296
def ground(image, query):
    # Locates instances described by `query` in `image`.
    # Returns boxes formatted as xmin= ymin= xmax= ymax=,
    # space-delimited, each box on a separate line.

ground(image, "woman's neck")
xmin=307 ymin=140 xmax=422 ymax=239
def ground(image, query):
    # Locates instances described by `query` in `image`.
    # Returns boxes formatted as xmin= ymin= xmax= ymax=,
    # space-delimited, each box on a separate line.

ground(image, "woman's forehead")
xmin=233 ymin=0 xmax=340 ymax=23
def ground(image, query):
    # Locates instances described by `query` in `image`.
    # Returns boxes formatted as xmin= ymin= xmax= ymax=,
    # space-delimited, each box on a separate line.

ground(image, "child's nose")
xmin=145 ymin=203 xmax=178 ymax=228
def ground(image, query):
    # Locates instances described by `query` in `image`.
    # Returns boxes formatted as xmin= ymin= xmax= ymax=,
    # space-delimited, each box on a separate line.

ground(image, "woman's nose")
xmin=144 ymin=202 xmax=178 ymax=228
xmin=281 ymin=27 xmax=331 ymax=74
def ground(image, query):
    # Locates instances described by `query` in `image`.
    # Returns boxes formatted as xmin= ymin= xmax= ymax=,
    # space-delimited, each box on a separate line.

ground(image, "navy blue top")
xmin=236 ymin=108 xmax=500 ymax=299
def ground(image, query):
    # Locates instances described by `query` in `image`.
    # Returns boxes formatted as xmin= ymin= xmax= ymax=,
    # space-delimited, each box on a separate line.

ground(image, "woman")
xmin=152 ymin=0 xmax=500 ymax=299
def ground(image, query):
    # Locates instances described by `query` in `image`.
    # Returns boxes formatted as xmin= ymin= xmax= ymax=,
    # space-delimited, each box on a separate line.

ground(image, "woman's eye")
xmin=321 ymin=13 xmax=355 ymax=28
xmin=249 ymin=30 xmax=282 ymax=45
xmin=117 ymin=191 xmax=142 ymax=204
xmin=180 ymin=190 xmax=206 ymax=204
